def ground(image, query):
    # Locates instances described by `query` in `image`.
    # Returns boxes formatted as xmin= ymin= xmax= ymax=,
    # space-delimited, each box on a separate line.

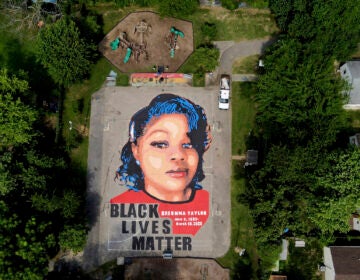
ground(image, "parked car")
xmin=218 ymin=74 xmax=231 ymax=110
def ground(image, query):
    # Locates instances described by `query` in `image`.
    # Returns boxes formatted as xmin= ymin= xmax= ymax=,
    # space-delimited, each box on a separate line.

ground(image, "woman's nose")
xmin=170 ymin=147 xmax=185 ymax=161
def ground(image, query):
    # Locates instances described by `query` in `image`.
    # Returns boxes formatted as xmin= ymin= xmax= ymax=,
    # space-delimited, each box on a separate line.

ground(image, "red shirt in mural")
xmin=110 ymin=189 xmax=209 ymax=236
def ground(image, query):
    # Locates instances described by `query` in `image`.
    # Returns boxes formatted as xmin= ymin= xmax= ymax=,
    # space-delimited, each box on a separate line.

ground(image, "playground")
xmin=99 ymin=11 xmax=194 ymax=73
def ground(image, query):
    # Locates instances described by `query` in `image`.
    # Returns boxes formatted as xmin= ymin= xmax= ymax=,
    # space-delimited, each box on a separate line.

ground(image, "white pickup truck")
xmin=218 ymin=74 xmax=231 ymax=110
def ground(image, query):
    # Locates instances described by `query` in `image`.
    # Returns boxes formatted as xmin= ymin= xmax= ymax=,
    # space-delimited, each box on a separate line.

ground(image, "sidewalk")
xmin=232 ymin=74 xmax=258 ymax=82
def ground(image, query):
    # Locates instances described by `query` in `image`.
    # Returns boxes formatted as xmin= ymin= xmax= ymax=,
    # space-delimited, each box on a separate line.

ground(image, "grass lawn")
xmin=231 ymin=82 xmax=258 ymax=155
xmin=196 ymin=7 xmax=278 ymax=42
xmin=62 ymin=58 xmax=127 ymax=167
xmin=89 ymin=4 xmax=147 ymax=34
xmin=217 ymin=82 xmax=259 ymax=278
xmin=92 ymin=4 xmax=278 ymax=44
xmin=281 ymin=239 xmax=323 ymax=280
xmin=232 ymin=55 xmax=260 ymax=74
xmin=346 ymin=110 xmax=360 ymax=129
xmin=352 ymin=44 xmax=360 ymax=59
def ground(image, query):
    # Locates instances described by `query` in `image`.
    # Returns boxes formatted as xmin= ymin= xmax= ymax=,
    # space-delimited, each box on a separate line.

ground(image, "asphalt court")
xmin=86 ymin=85 xmax=231 ymax=266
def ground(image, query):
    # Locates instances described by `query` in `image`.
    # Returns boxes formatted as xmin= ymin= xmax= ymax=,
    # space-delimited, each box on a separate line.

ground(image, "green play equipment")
xmin=110 ymin=38 xmax=120 ymax=50
xmin=170 ymin=48 xmax=175 ymax=58
xmin=169 ymin=27 xmax=184 ymax=58
xmin=170 ymin=26 xmax=184 ymax=38
xmin=123 ymin=47 xmax=132 ymax=63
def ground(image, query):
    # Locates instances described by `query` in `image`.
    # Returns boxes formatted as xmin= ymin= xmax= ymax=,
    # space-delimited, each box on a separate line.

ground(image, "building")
xmin=244 ymin=150 xmax=258 ymax=167
xmin=323 ymin=246 xmax=360 ymax=280
xmin=340 ymin=61 xmax=360 ymax=109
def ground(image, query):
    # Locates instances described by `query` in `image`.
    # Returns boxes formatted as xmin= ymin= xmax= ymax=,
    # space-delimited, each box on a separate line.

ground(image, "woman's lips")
xmin=166 ymin=169 xmax=188 ymax=178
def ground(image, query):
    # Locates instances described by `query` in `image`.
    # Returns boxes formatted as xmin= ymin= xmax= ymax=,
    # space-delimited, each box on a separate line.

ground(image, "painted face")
xmin=132 ymin=114 xmax=199 ymax=202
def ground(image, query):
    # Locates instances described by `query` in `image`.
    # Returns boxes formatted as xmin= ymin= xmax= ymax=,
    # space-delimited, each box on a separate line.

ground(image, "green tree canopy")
xmin=36 ymin=17 xmax=95 ymax=87
xmin=0 ymin=69 xmax=37 ymax=149
xmin=256 ymin=38 xmax=347 ymax=147
xmin=269 ymin=0 xmax=360 ymax=60
xmin=159 ymin=0 xmax=198 ymax=17
xmin=0 ymin=67 xmax=86 ymax=278
xmin=201 ymin=21 xmax=217 ymax=43
xmin=245 ymin=144 xmax=360 ymax=244
xmin=308 ymin=148 xmax=360 ymax=238
xmin=190 ymin=46 xmax=220 ymax=74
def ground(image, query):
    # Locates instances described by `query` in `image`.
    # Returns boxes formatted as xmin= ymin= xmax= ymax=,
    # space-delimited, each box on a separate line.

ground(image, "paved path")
xmin=232 ymin=74 xmax=258 ymax=82
xmin=231 ymin=155 xmax=246 ymax=160
xmin=213 ymin=37 xmax=276 ymax=162
xmin=214 ymin=37 xmax=276 ymax=75
xmin=206 ymin=38 xmax=275 ymax=86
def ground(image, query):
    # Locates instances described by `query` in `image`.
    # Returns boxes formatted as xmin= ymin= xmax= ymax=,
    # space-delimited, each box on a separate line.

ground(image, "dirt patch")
xmin=44 ymin=114 xmax=57 ymax=130
xmin=99 ymin=11 xmax=194 ymax=73
xmin=77 ymin=125 xmax=89 ymax=136
xmin=124 ymin=258 xmax=229 ymax=280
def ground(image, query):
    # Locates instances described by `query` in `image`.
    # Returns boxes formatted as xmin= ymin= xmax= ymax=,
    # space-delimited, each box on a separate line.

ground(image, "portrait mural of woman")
xmin=111 ymin=93 xmax=212 ymax=204
xmin=109 ymin=94 xmax=212 ymax=242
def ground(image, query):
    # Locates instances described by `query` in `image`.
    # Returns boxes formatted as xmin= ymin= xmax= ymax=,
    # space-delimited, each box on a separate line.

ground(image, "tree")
xmin=308 ymin=148 xmax=360 ymax=239
xmin=244 ymin=143 xmax=360 ymax=245
xmin=269 ymin=0 xmax=360 ymax=60
xmin=0 ymin=144 xmax=83 ymax=279
xmin=201 ymin=22 xmax=217 ymax=43
xmin=190 ymin=46 xmax=220 ymax=74
xmin=0 ymin=68 xmax=28 ymax=94
xmin=158 ymin=0 xmax=198 ymax=17
xmin=311 ymin=0 xmax=360 ymax=60
xmin=0 ymin=69 xmax=37 ymax=149
xmin=36 ymin=17 xmax=95 ymax=87
xmin=256 ymin=38 xmax=347 ymax=147
xmin=0 ymin=0 xmax=62 ymax=33
xmin=221 ymin=0 xmax=238 ymax=10
xmin=244 ymin=144 xmax=323 ymax=244
xmin=0 ymin=205 xmax=55 ymax=280
xmin=268 ymin=0 xmax=294 ymax=31
xmin=59 ymin=224 xmax=88 ymax=253
xmin=0 ymin=67 xmax=86 ymax=278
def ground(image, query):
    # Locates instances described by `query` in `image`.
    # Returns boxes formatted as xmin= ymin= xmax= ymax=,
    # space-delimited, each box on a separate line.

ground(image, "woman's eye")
xmin=182 ymin=143 xmax=193 ymax=149
xmin=150 ymin=141 xmax=168 ymax=149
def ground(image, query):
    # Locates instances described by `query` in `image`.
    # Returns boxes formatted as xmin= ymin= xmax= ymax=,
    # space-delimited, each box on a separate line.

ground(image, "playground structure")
xmin=166 ymin=26 xmax=185 ymax=58
xmin=109 ymin=20 xmax=150 ymax=64
xmin=99 ymin=12 xmax=194 ymax=73
xmin=134 ymin=20 xmax=152 ymax=45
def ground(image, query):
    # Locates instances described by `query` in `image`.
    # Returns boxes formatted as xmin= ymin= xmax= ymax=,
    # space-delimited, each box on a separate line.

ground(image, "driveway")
xmin=213 ymin=37 xmax=276 ymax=79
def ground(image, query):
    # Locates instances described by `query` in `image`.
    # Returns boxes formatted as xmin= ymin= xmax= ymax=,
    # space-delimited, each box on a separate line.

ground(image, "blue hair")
xmin=116 ymin=93 xmax=211 ymax=192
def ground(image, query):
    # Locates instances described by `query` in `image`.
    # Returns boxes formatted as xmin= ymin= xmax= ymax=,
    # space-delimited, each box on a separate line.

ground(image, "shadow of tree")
xmin=232 ymin=254 xmax=253 ymax=280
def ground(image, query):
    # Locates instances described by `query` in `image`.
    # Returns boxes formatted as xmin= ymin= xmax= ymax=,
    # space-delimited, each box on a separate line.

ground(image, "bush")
xmin=59 ymin=225 xmax=88 ymax=253
xmin=221 ymin=0 xmax=238 ymax=10
xmin=201 ymin=21 xmax=217 ymax=43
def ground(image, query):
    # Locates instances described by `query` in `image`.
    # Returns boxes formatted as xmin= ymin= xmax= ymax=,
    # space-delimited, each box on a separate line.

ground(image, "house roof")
xmin=279 ymin=239 xmax=288 ymax=260
xmin=341 ymin=61 xmax=360 ymax=106
xmin=345 ymin=61 xmax=360 ymax=79
xmin=246 ymin=150 xmax=258 ymax=164
xmin=269 ymin=276 xmax=287 ymax=280
xmin=330 ymin=246 xmax=360 ymax=280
